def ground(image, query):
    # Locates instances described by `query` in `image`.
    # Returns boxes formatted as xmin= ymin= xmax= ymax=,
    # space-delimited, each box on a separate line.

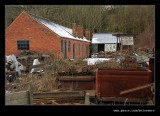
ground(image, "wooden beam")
xmin=120 ymin=83 xmax=154 ymax=95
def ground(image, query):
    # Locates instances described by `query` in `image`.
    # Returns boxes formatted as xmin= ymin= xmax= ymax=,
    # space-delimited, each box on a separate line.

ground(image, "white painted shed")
xmin=91 ymin=33 xmax=120 ymax=54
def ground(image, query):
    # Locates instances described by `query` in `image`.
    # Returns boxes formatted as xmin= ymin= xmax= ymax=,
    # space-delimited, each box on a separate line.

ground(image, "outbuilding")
xmin=91 ymin=33 xmax=120 ymax=54
xmin=6 ymin=11 xmax=92 ymax=59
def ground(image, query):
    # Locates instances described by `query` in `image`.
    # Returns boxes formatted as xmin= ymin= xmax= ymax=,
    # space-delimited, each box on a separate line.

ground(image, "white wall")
xmin=105 ymin=44 xmax=116 ymax=52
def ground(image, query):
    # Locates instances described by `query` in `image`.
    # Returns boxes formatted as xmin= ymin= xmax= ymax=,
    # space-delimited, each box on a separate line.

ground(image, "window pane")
xmin=68 ymin=40 xmax=70 ymax=52
xmin=17 ymin=40 xmax=29 ymax=50
xmin=82 ymin=44 xmax=83 ymax=55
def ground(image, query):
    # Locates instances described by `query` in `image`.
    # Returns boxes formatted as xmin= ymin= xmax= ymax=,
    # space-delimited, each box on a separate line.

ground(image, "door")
xmin=73 ymin=44 xmax=75 ymax=59
xmin=64 ymin=40 xmax=67 ymax=59
xmin=98 ymin=44 xmax=104 ymax=52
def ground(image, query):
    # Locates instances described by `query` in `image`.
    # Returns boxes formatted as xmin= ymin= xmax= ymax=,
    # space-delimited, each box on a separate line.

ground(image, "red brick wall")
xmin=5 ymin=11 xmax=90 ymax=59
xmin=59 ymin=38 xmax=90 ymax=59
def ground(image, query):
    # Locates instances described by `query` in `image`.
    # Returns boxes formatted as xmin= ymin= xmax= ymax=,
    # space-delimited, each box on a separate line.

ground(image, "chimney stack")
xmin=77 ymin=25 xmax=84 ymax=39
xmin=91 ymin=32 xmax=93 ymax=41
xmin=77 ymin=25 xmax=81 ymax=38
xmin=85 ymin=29 xmax=91 ymax=41
xmin=80 ymin=27 xmax=83 ymax=39
xmin=72 ymin=23 xmax=77 ymax=37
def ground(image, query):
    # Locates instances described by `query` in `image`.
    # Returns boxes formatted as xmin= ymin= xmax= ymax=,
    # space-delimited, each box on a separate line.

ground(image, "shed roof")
xmin=29 ymin=13 xmax=90 ymax=43
xmin=112 ymin=33 xmax=136 ymax=37
xmin=92 ymin=33 xmax=120 ymax=44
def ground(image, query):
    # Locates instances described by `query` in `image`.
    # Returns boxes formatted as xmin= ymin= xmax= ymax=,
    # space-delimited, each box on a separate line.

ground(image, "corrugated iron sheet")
xmin=92 ymin=33 xmax=120 ymax=44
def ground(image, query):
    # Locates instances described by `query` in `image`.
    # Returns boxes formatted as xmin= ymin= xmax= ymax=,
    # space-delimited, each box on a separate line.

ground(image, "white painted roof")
xmin=92 ymin=33 xmax=119 ymax=44
xmin=30 ymin=14 xmax=90 ymax=43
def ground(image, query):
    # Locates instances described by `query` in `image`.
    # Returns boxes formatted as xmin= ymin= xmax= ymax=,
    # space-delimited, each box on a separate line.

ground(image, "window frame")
xmin=61 ymin=39 xmax=63 ymax=52
xmin=68 ymin=40 xmax=71 ymax=52
xmin=82 ymin=44 xmax=83 ymax=56
xmin=17 ymin=40 xmax=29 ymax=50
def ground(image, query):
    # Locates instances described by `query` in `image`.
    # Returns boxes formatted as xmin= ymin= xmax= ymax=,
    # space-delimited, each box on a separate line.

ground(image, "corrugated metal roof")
xmin=30 ymin=14 xmax=90 ymax=43
xmin=92 ymin=33 xmax=120 ymax=44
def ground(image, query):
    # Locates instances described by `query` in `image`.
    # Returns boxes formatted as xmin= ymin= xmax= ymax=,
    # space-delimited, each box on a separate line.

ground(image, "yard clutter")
xmin=134 ymin=48 xmax=154 ymax=67
xmin=5 ymin=47 xmax=154 ymax=105
xmin=83 ymin=58 xmax=111 ymax=65
xmin=5 ymin=54 xmax=25 ymax=83
xmin=30 ymin=59 xmax=44 ymax=74
xmin=6 ymin=54 xmax=24 ymax=76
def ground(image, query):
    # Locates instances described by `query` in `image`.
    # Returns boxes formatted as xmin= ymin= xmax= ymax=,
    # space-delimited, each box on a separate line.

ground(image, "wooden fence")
xmin=5 ymin=82 xmax=33 ymax=105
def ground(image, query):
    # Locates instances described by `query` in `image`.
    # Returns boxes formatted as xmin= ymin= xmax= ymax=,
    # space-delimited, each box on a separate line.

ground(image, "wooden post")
xmin=121 ymin=37 xmax=123 ymax=53
xmin=29 ymin=82 xmax=33 ymax=105
xmin=133 ymin=36 xmax=135 ymax=52
xmin=115 ymin=37 xmax=118 ymax=60
xmin=85 ymin=92 xmax=90 ymax=105
xmin=116 ymin=37 xmax=118 ymax=52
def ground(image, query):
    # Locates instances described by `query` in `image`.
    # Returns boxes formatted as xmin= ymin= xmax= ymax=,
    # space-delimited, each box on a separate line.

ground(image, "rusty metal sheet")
xmin=58 ymin=76 xmax=95 ymax=81
xmin=96 ymin=68 xmax=152 ymax=101
xmin=97 ymin=68 xmax=146 ymax=71
xmin=101 ymin=97 xmax=147 ymax=103
xmin=58 ymin=76 xmax=95 ymax=90
xmin=149 ymin=57 xmax=154 ymax=83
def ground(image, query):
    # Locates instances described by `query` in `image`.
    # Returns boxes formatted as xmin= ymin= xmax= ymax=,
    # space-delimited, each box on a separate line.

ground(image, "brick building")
xmin=6 ymin=11 xmax=92 ymax=59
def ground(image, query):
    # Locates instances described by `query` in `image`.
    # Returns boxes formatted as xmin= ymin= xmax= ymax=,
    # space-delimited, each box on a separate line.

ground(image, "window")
xmin=82 ymin=44 xmax=83 ymax=56
xmin=68 ymin=40 xmax=71 ymax=52
xmin=61 ymin=39 xmax=63 ymax=52
xmin=85 ymin=45 xmax=88 ymax=57
xmin=85 ymin=45 xmax=87 ymax=56
xmin=17 ymin=40 xmax=29 ymax=50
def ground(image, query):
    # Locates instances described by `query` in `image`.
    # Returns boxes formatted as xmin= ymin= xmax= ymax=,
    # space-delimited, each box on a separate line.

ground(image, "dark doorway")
xmin=64 ymin=40 xmax=67 ymax=59
xmin=73 ymin=44 xmax=75 ymax=59
xmin=98 ymin=44 xmax=104 ymax=52
xmin=116 ymin=43 xmax=121 ymax=51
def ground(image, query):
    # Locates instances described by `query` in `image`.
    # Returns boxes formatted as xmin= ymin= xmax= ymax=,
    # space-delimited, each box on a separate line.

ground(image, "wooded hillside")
xmin=5 ymin=5 xmax=155 ymax=49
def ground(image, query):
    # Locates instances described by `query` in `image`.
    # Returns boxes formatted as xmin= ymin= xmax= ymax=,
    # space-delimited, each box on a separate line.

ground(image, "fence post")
xmin=85 ymin=92 xmax=90 ymax=105
xmin=29 ymin=82 xmax=33 ymax=105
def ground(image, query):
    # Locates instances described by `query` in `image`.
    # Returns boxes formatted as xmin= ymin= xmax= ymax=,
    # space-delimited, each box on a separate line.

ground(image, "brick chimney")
xmin=79 ymin=26 xmax=83 ymax=39
xmin=72 ymin=23 xmax=77 ymax=37
xmin=77 ymin=25 xmax=81 ymax=38
xmin=85 ymin=29 xmax=91 ymax=41
xmin=90 ymin=32 xmax=93 ymax=41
